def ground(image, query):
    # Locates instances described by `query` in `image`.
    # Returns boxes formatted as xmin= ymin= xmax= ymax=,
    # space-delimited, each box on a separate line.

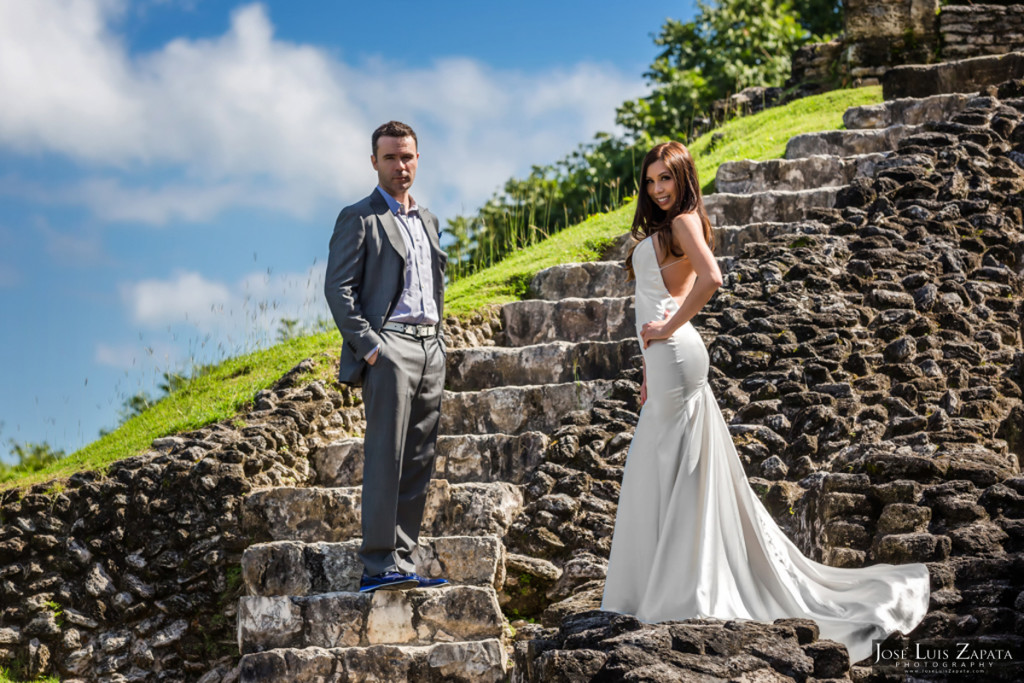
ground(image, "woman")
xmin=601 ymin=141 xmax=930 ymax=663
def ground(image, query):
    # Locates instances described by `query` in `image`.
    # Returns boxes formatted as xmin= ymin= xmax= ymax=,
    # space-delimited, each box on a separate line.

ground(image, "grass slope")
xmin=4 ymin=86 xmax=882 ymax=492
xmin=6 ymin=334 xmax=342 ymax=490
xmin=445 ymin=85 xmax=882 ymax=315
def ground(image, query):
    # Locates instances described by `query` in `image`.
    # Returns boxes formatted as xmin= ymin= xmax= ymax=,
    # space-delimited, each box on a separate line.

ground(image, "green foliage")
xmin=1 ymin=86 xmax=881 ymax=492
xmin=277 ymin=318 xmax=300 ymax=343
xmin=102 ymin=368 xmax=213 ymax=437
xmin=445 ymin=135 xmax=638 ymax=282
xmin=44 ymin=600 xmax=64 ymax=628
xmin=0 ymin=441 xmax=66 ymax=484
xmin=617 ymin=0 xmax=812 ymax=140
xmin=0 ymin=666 xmax=60 ymax=683
xmin=119 ymin=392 xmax=154 ymax=423
xmin=791 ymin=0 xmax=843 ymax=38
xmin=2 ymin=333 xmax=342 ymax=490
xmin=445 ymin=203 xmax=634 ymax=318
xmin=225 ymin=565 xmax=243 ymax=593
xmin=444 ymin=0 xmax=841 ymax=281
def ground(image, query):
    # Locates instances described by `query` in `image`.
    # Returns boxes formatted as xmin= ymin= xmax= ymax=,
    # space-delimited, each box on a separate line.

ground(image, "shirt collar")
xmin=377 ymin=185 xmax=419 ymax=216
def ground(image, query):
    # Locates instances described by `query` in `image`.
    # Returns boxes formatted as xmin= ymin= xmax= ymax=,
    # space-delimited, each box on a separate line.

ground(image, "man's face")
xmin=372 ymin=135 xmax=418 ymax=199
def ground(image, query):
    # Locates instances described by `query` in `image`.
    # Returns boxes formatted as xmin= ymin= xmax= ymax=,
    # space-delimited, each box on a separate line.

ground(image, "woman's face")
xmin=645 ymin=159 xmax=676 ymax=211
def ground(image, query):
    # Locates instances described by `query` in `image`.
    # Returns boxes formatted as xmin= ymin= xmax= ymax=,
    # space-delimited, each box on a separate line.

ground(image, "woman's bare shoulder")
xmin=670 ymin=210 xmax=702 ymax=229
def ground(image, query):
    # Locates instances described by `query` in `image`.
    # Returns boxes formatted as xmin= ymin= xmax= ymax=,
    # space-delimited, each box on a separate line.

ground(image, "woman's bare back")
xmin=652 ymin=231 xmax=697 ymax=306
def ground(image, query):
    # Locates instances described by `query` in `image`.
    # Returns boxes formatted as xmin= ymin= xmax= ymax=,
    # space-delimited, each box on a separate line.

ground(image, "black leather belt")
xmin=382 ymin=321 xmax=438 ymax=338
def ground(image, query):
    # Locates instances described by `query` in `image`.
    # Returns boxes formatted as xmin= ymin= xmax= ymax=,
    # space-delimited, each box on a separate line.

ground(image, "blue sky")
xmin=0 ymin=0 xmax=697 ymax=461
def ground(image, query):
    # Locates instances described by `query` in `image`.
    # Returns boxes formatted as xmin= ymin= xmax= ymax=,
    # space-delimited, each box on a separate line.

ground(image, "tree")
xmin=617 ymin=0 xmax=810 ymax=140
xmin=158 ymin=370 xmax=189 ymax=395
xmin=444 ymin=0 xmax=835 ymax=279
xmin=0 ymin=440 xmax=66 ymax=480
xmin=277 ymin=318 xmax=300 ymax=343
xmin=119 ymin=392 xmax=153 ymax=422
xmin=791 ymin=0 xmax=843 ymax=39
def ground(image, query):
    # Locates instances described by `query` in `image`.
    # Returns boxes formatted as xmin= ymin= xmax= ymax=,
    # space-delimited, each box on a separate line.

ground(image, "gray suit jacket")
xmin=324 ymin=188 xmax=447 ymax=385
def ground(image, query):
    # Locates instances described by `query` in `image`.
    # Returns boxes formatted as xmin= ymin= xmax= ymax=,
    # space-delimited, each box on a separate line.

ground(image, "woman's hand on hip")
xmin=641 ymin=311 xmax=673 ymax=348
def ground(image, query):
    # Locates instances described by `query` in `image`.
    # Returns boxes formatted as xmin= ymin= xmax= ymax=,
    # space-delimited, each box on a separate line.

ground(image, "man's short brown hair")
xmin=372 ymin=121 xmax=418 ymax=156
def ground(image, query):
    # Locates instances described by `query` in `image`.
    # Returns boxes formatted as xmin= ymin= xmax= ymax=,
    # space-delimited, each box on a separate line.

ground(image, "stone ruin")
xmin=791 ymin=1 xmax=1024 ymax=94
xmin=1 ymin=72 xmax=1023 ymax=683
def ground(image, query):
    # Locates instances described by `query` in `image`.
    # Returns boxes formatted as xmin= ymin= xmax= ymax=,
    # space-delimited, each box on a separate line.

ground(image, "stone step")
xmin=704 ymin=186 xmax=840 ymax=227
xmin=312 ymin=433 xmax=549 ymax=487
xmin=440 ymin=380 xmax=618 ymax=434
xmin=785 ymin=123 xmax=920 ymax=159
xmin=447 ymin=339 xmax=639 ymax=390
xmin=530 ymin=261 xmax=630 ymax=300
xmin=501 ymin=297 xmax=634 ymax=346
xmin=882 ymin=50 xmax=1024 ymax=99
xmin=242 ymin=535 xmax=505 ymax=596
xmin=715 ymin=221 xmax=825 ymax=258
xmin=715 ymin=153 xmax=886 ymax=194
xmin=239 ymin=639 xmax=507 ymax=683
xmin=243 ymin=480 xmax=523 ymax=543
xmin=237 ymin=585 xmax=504 ymax=654
xmin=843 ymin=92 xmax=974 ymax=130
xmin=527 ymin=257 xmax=737 ymax=301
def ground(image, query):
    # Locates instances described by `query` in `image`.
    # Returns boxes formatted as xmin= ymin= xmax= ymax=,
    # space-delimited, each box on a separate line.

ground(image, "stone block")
xmin=715 ymin=154 xmax=885 ymax=194
xmin=530 ymin=261 xmax=631 ymax=300
xmin=312 ymin=432 xmax=550 ymax=487
xmin=242 ymin=535 xmax=505 ymax=596
xmin=501 ymin=297 xmax=635 ymax=346
xmin=446 ymin=340 xmax=639 ymax=391
xmin=243 ymin=481 xmax=523 ymax=543
xmin=882 ymin=51 xmax=1024 ymax=99
xmin=874 ymin=532 xmax=951 ymax=563
xmin=785 ymin=125 xmax=919 ymax=158
xmin=237 ymin=586 xmax=503 ymax=654
xmin=704 ymin=187 xmax=840 ymax=227
xmin=238 ymin=639 xmax=507 ymax=683
xmin=843 ymin=93 xmax=973 ymax=130
xmin=440 ymin=381 xmax=618 ymax=435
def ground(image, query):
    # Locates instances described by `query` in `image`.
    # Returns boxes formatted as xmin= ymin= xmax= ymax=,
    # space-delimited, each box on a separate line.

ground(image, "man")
xmin=324 ymin=121 xmax=449 ymax=592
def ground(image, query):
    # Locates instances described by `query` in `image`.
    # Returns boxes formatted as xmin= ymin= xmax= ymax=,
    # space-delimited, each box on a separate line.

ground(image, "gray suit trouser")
xmin=359 ymin=328 xmax=445 ymax=576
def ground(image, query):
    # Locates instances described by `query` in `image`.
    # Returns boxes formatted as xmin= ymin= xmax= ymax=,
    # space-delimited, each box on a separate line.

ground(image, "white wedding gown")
xmin=601 ymin=236 xmax=930 ymax=663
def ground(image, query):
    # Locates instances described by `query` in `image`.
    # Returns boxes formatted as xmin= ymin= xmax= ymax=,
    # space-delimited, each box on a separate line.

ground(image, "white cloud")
xmin=122 ymin=270 xmax=234 ymax=327
xmin=120 ymin=265 xmax=329 ymax=340
xmin=0 ymin=1 xmax=645 ymax=225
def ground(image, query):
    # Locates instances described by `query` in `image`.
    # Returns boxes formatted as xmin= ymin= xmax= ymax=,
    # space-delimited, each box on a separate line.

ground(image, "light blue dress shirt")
xmin=365 ymin=186 xmax=439 ymax=361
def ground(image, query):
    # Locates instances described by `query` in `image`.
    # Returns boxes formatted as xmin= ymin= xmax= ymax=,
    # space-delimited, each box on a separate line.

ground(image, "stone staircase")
xmin=233 ymin=91 xmax=977 ymax=682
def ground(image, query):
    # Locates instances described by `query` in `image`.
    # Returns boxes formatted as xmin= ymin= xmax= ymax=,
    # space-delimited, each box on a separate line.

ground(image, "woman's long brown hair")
xmin=624 ymin=141 xmax=714 ymax=280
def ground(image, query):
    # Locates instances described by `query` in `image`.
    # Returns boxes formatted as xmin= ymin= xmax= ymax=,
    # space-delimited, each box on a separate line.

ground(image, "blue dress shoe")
xmin=359 ymin=571 xmax=419 ymax=592
xmin=407 ymin=572 xmax=449 ymax=588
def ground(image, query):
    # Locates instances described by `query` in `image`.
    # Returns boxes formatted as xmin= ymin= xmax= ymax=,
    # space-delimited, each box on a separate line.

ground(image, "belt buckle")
xmin=417 ymin=324 xmax=430 ymax=337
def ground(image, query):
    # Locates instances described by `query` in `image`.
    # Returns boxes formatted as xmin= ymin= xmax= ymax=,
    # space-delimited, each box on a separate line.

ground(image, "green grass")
xmin=3 ymin=86 xmax=883 ymax=491
xmin=445 ymin=204 xmax=632 ymax=316
xmin=0 ymin=669 xmax=59 ymax=683
xmin=446 ymin=85 xmax=882 ymax=314
xmin=6 ymin=332 xmax=342 ymax=490
xmin=690 ymin=85 xmax=883 ymax=193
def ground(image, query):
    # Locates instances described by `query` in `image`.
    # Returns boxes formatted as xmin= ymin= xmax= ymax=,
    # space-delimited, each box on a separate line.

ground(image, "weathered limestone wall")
xmin=845 ymin=0 xmax=941 ymax=79
xmin=792 ymin=3 xmax=1024 ymax=93
xmin=0 ymin=364 xmax=356 ymax=682
xmin=0 ymin=305 xmax=502 ymax=683
xmin=941 ymin=4 xmax=1024 ymax=59
xmin=510 ymin=81 xmax=1024 ymax=681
